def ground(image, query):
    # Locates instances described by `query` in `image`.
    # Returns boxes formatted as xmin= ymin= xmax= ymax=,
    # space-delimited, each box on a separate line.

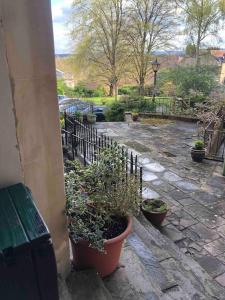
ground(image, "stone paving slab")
xmin=183 ymin=222 xmax=220 ymax=244
xmin=195 ymin=256 xmax=225 ymax=278
xmin=160 ymin=224 xmax=185 ymax=242
xmin=135 ymin=215 xmax=225 ymax=298
xmin=95 ymin=121 xmax=225 ymax=288
xmin=64 ymin=270 xmax=113 ymax=300
xmin=204 ymin=238 xmax=225 ymax=257
xmin=103 ymin=245 xmax=169 ymax=300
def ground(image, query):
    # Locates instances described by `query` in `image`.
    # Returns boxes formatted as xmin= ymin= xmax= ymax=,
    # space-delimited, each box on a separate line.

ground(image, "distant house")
xmin=56 ymin=68 xmax=75 ymax=88
xmin=56 ymin=69 xmax=64 ymax=79
xmin=210 ymin=50 xmax=225 ymax=84
xmin=210 ymin=50 xmax=225 ymax=65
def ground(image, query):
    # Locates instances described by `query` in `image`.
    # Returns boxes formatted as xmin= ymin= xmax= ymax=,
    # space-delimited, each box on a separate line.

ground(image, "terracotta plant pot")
xmin=191 ymin=148 xmax=205 ymax=162
xmin=70 ymin=217 xmax=132 ymax=277
xmin=141 ymin=200 xmax=167 ymax=227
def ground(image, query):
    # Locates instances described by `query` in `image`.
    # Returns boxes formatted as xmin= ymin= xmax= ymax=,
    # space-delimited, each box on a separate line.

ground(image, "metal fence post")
xmin=83 ymin=138 xmax=86 ymax=166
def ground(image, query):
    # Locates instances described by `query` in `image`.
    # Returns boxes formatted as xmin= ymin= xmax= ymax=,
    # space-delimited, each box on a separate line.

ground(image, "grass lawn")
xmin=82 ymin=96 xmax=173 ymax=106
xmin=82 ymin=96 xmax=119 ymax=106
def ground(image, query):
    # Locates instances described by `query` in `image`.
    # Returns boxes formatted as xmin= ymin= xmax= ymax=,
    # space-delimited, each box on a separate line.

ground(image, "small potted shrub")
xmin=141 ymin=199 xmax=168 ymax=227
xmin=87 ymin=113 xmax=97 ymax=124
xmin=65 ymin=147 xmax=141 ymax=277
xmin=191 ymin=140 xmax=205 ymax=162
xmin=132 ymin=112 xmax=139 ymax=122
xmin=74 ymin=111 xmax=84 ymax=123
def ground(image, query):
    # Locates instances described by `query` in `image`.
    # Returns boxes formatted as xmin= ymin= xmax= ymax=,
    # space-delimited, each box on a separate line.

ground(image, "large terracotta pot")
xmin=70 ymin=217 xmax=132 ymax=277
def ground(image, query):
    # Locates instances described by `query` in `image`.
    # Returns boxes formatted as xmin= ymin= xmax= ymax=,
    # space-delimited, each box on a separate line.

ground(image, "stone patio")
xmin=96 ymin=121 xmax=225 ymax=287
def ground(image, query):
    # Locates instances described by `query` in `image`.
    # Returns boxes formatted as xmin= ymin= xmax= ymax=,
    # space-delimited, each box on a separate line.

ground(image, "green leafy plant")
xmin=105 ymin=101 xmax=125 ymax=121
xmin=142 ymin=200 xmax=167 ymax=213
xmin=158 ymin=65 xmax=218 ymax=101
xmin=132 ymin=112 xmax=139 ymax=121
xmin=194 ymin=140 xmax=204 ymax=150
xmin=65 ymin=146 xmax=141 ymax=251
xmin=60 ymin=117 xmax=65 ymax=129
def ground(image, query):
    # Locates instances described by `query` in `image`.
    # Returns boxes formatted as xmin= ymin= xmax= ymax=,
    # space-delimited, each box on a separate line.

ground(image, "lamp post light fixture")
xmin=151 ymin=58 xmax=160 ymax=102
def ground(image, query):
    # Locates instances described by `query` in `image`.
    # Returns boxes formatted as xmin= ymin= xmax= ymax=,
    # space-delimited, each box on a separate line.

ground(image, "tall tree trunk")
xmin=139 ymin=77 xmax=145 ymax=96
xmin=196 ymin=31 xmax=201 ymax=67
xmin=114 ymin=81 xmax=118 ymax=101
xmin=196 ymin=43 xmax=201 ymax=67
xmin=109 ymin=83 xmax=114 ymax=96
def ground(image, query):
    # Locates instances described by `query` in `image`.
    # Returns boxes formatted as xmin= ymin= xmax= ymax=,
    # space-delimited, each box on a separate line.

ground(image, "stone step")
xmin=135 ymin=214 xmax=225 ymax=299
xmin=103 ymin=243 xmax=173 ymax=300
xmin=59 ymin=269 xmax=113 ymax=300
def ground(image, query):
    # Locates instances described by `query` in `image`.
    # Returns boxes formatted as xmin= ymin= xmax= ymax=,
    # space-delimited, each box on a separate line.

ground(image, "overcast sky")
xmin=51 ymin=0 xmax=225 ymax=54
xmin=51 ymin=0 xmax=72 ymax=54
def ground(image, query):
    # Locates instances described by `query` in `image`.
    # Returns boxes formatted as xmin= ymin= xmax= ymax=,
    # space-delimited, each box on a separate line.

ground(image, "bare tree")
xmin=176 ymin=0 xmax=225 ymax=66
xmin=70 ymin=0 xmax=129 ymax=99
xmin=126 ymin=0 xmax=176 ymax=95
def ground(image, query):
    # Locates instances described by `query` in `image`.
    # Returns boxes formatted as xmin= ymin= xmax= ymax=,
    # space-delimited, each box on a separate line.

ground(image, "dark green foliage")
xmin=121 ymin=96 xmax=156 ymax=112
xmin=105 ymin=96 xmax=157 ymax=121
xmin=105 ymin=102 xmax=125 ymax=121
xmin=118 ymin=85 xmax=139 ymax=95
xmin=142 ymin=200 xmax=167 ymax=213
xmin=158 ymin=65 xmax=218 ymax=102
xmin=73 ymin=84 xmax=106 ymax=97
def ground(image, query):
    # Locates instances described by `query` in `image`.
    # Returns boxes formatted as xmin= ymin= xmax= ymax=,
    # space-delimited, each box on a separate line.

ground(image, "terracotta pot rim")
xmin=70 ymin=216 xmax=132 ymax=247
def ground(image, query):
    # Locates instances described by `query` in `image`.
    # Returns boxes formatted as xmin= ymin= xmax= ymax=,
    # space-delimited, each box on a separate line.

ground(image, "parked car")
xmin=83 ymin=106 xmax=107 ymax=122
xmin=57 ymin=95 xmax=66 ymax=102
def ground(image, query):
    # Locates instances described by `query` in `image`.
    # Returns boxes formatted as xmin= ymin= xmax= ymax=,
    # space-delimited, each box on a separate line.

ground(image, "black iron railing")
xmin=121 ymin=97 xmax=196 ymax=116
xmin=61 ymin=112 xmax=143 ymax=192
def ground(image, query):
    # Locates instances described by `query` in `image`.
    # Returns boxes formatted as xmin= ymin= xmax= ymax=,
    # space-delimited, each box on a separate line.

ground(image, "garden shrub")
xmin=118 ymin=85 xmax=139 ymax=96
xmin=105 ymin=95 xmax=157 ymax=121
xmin=158 ymin=65 xmax=218 ymax=103
xmin=105 ymin=101 xmax=125 ymax=121
xmin=72 ymin=83 xmax=106 ymax=98
xmin=121 ymin=96 xmax=156 ymax=112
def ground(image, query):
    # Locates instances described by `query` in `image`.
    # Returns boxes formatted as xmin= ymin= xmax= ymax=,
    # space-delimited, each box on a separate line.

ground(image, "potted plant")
xmin=87 ymin=113 xmax=97 ymax=124
xmin=65 ymin=147 xmax=141 ymax=277
xmin=141 ymin=199 xmax=168 ymax=227
xmin=132 ymin=112 xmax=139 ymax=122
xmin=74 ymin=111 xmax=83 ymax=123
xmin=191 ymin=140 xmax=205 ymax=162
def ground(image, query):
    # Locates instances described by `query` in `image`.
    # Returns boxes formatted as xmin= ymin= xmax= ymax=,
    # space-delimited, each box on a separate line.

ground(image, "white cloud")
xmin=51 ymin=0 xmax=73 ymax=54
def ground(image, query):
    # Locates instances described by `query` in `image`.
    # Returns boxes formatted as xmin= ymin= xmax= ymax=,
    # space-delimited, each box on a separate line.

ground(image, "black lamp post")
xmin=151 ymin=58 xmax=160 ymax=102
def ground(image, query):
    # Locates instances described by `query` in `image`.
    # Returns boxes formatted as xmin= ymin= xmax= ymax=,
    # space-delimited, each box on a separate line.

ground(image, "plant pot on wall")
xmin=191 ymin=140 xmax=205 ymax=162
xmin=141 ymin=199 xmax=168 ymax=227
xmin=87 ymin=114 xmax=97 ymax=124
xmin=191 ymin=148 xmax=205 ymax=162
xmin=132 ymin=113 xmax=139 ymax=122
xmin=70 ymin=217 xmax=132 ymax=277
